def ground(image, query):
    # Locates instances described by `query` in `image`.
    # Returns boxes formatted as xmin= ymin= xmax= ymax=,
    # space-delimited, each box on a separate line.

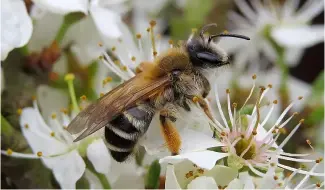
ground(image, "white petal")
xmin=165 ymin=164 xmax=182 ymax=189
xmin=1 ymin=0 xmax=33 ymax=61
xmin=205 ymin=165 xmax=238 ymax=187
xmin=86 ymin=139 xmax=111 ymax=174
xmin=226 ymin=179 xmax=244 ymax=189
xmin=160 ymin=151 xmax=229 ymax=170
xmin=36 ymin=85 xmax=69 ymax=123
xmin=272 ymin=25 xmax=324 ymax=49
xmin=52 ymin=150 xmax=86 ymax=189
xmin=32 ymin=0 xmax=88 ymax=14
xmin=84 ymin=169 xmax=103 ymax=189
xmin=28 ymin=11 xmax=63 ymax=52
xmin=112 ymin=173 xmax=145 ymax=189
xmin=238 ymin=172 xmax=255 ymax=189
xmin=187 ymin=176 xmax=218 ymax=189
xmin=90 ymin=2 xmax=122 ymax=39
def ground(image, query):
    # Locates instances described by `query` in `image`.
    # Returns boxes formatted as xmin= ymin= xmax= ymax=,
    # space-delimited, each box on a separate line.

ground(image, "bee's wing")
xmin=67 ymin=73 xmax=171 ymax=142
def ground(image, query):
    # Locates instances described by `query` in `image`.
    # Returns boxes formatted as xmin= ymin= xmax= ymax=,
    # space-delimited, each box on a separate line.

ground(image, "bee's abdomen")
xmin=105 ymin=105 xmax=154 ymax=162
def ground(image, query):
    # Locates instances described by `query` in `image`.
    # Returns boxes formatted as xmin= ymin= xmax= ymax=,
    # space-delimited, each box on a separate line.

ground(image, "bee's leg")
xmin=159 ymin=111 xmax=181 ymax=155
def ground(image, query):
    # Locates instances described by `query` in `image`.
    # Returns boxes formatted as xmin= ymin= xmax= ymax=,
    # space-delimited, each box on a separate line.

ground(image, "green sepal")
xmin=145 ymin=159 xmax=161 ymax=189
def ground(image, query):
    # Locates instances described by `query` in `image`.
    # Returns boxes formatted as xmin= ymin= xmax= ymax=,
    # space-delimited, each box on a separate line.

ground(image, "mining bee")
xmin=67 ymin=24 xmax=250 ymax=162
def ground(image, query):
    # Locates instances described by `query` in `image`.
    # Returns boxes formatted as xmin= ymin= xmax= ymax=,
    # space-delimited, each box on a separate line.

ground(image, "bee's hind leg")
xmin=159 ymin=110 xmax=181 ymax=156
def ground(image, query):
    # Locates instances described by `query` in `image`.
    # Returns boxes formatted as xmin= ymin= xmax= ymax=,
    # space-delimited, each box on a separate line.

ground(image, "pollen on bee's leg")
xmin=159 ymin=116 xmax=181 ymax=155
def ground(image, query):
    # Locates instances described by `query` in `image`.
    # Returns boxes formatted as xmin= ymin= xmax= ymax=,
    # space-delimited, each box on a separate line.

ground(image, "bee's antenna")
xmin=209 ymin=33 xmax=250 ymax=41
xmin=200 ymin=23 xmax=218 ymax=41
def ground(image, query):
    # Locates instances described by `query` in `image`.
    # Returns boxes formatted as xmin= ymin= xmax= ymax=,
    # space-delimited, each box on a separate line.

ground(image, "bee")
xmin=67 ymin=24 xmax=250 ymax=162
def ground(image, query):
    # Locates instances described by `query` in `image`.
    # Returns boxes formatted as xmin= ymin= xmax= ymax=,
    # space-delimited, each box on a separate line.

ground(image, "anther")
xmin=193 ymin=164 xmax=198 ymax=167
xmin=223 ymin=30 xmax=229 ymax=34
xmin=121 ymin=66 xmax=127 ymax=71
xmin=98 ymin=55 xmax=104 ymax=60
xmin=24 ymin=124 xmax=29 ymax=129
xmin=272 ymin=129 xmax=277 ymax=134
xmin=316 ymin=159 xmax=320 ymax=163
xmin=298 ymin=96 xmax=303 ymax=100
xmin=316 ymin=182 xmax=321 ymax=188
xmin=98 ymin=42 xmax=103 ymax=47
xmin=232 ymin=103 xmax=237 ymax=108
xmin=7 ymin=149 xmax=13 ymax=155
xmin=111 ymin=46 xmax=116 ymax=51
xmin=273 ymin=176 xmax=278 ymax=180
xmin=131 ymin=56 xmax=136 ymax=62
xmin=80 ymin=95 xmax=87 ymax=101
xmin=319 ymin=157 xmax=323 ymax=162
xmin=267 ymin=84 xmax=273 ymax=88
xmin=259 ymin=86 xmax=266 ymax=92
xmin=100 ymin=93 xmax=104 ymax=97
xmin=168 ymin=40 xmax=174 ymax=45
xmin=51 ymin=113 xmax=57 ymax=119
xmin=37 ymin=151 xmax=42 ymax=157
xmin=149 ymin=20 xmax=156 ymax=27
xmin=279 ymin=128 xmax=287 ymax=134
xmin=153 ymin=51 xmax=158 ymax=57
xmin=191 ymin=28 xmax=198 ymax=33
xmin=197 ymin=168 xmax=204 ymax=174
xmin=32 ymin=95 xmax=36 ymax=101
xmin=299 ymin=119 xmax=305 ymax=124
xmin=293 ymin=112 xmax=299 ymax=116
xmin=273 ymin=100 xmax=278 ymax=104
xmin=114 ymin=60 xmax=120 ymax=65
xmin=252 ymin=74 xmax=257 ymax=80
xmin=64 ymin=73 xmax=75 ymax=81
xmin=17 ymin=108 xmax=22 ymax=115
xmin=63 ymin=126 xmax=68 ymax=130
xmin=146 ymin=28 xmax=150 ymax=32
xmin=226 ymin=89 xmax=230 ymax=94
xmin=50 ymin=132 xmax=55 ymax=137
xmin=240 ymin=134 xmax=245 ymax=138
xmin=252 ymin=130 xmax=257 ymax=135
xmin=136 ymin=33 xmax=142 ymax=39
xmin=192 ymin=96 xmax=199 ymax=103
xmin=221 ymin=131 xmax=226 ymax=136
xmin=270 ymin=163 xmax=276 ymax=167
xmin=60 ymin=108 xmax=68 ymax=114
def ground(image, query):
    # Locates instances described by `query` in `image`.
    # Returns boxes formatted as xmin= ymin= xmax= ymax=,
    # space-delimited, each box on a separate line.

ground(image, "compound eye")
xmin=196 ymin=52 xmax=219 ymax=63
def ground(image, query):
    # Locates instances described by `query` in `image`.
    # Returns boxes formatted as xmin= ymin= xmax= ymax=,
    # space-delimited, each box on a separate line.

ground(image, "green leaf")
xmin=1 ymin=115 xmax=14 ymax=136
xmin=145 ymin=159 xmax=161 ymax=189
xmin=305 ymin=105 xmax=324 ymax=125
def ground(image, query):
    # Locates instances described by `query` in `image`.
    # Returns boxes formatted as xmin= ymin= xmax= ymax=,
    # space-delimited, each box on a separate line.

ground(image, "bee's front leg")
xmin=159 ymin=111 xmax=181 ymax=156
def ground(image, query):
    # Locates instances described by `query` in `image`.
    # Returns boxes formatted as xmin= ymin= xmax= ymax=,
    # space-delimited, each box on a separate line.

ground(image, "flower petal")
xmin=37 ymin=85 xmax=69 ymax=123
xmin=271 ymin=25 xmax=324 ymax=49
xmin=87 ymin=139 xmax=111 ymax=174
xmin=205 ymin=165 xmax=238 ymax=187
xmin=112 ymin=173 xmax=145 ymax=189
xmin=32 ymin=0 xmax=88 ymax=14
xmin=90 ymin=1 xmax=122 ymax=39
xmin=226 ymin=178 xmax=244 ymax=189
xmin=1 ymin=0 xmax=33 ymax=61
xmin=84 ymin=169 xmax=103 ymax=189
xmin=187 ymin=176 xmax=218 ymax=189
xmin=165 ymin=164 xmax=182 ymax=189
xmin=160 ymin=151 xmax=229 ymax=170
xmin=52 ymin=150 xmax=86 ymax=189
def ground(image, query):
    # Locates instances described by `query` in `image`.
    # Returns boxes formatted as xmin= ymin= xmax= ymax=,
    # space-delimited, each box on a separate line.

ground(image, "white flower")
xmin=0 ymin=77 xmax=112 ymax=189
xmin=165 ymin=159 xmax=238 ymax=189
xmin=161 ymin=74 xmax=324 ymax=182
xmin=1 ymin=0 xmax=33 ymax=61
xmin=218 ymin=0 xmax=324 ymax=68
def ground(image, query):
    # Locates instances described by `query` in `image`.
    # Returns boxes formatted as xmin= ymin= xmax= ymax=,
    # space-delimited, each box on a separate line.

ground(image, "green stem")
xmin=85 ymin=158 xmax=111 ymax=189
xmin=54 ymin=12 xmax=85 ymax=44
xmin=65 ymin=74 xmax=80 ymax=113
xmin=18 ymin=45 xmax=29 ymax=56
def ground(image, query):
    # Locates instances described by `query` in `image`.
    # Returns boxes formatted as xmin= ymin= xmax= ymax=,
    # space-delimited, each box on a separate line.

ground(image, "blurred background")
xmin=1 ymin=0 xmax=324 ymax=188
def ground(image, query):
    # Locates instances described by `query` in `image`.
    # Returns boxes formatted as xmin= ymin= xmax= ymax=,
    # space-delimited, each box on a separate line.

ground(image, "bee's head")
xmin=186 ymin=24 xmax=250 ymax=69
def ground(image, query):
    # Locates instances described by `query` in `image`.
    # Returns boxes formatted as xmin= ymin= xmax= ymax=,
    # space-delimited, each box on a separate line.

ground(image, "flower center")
xmin=234 ymin=138 xmax=256 ymax=160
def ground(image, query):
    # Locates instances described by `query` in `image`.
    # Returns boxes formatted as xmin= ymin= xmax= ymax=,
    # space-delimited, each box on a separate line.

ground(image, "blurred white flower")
xmin=161 ymin=74 xmax=324 ymax=181
xmin=1 ymin=83 xmax=111 ymax=188
xmin=165 ymin=159 xmax=238 ymax=189
xmin=28 ymin=0 xmax=130 ymax=66
xmin=1 ymin=0 xmax=33 ymax=61
xmin=218 ymin=0 xmax=324 ymax=68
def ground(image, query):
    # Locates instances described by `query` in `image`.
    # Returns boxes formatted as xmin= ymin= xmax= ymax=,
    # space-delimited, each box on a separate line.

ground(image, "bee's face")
xmin=186 ymin=37 xmax=229 ymax=69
